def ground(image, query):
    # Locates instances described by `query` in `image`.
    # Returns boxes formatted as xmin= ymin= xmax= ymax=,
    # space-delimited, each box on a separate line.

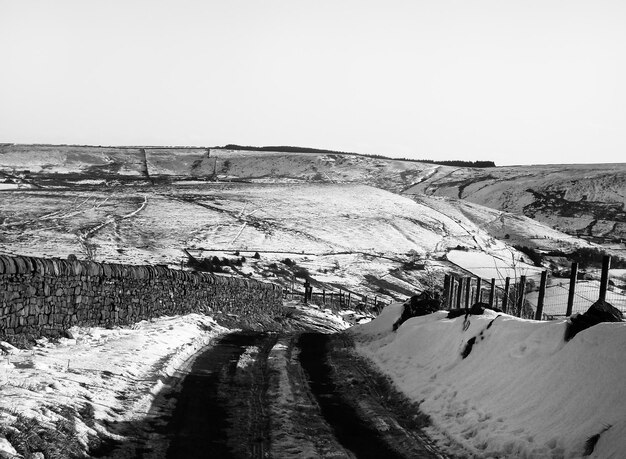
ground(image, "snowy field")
xmin=353 ymin=304 xmax=626 ymax=458
xmin=447 ymin=249 xmax=545 ymax=286
xmin=0 ymin=182 xmax=546 ymax=304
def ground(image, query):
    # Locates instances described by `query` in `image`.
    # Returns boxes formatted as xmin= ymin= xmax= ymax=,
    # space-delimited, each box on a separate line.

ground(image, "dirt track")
xmin=95 ymin=326 xmax=448 ymax=459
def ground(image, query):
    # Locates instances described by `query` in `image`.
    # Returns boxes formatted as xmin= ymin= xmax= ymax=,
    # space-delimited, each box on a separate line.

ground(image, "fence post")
xmin=447 ymin=276 xmax=454 ymax=310
xmin=517 ymin=276 xmax=527 ymax=317
xmin=489 ymin=278 xmax=496 ymax=308
xmin=443 ymin=275 xmax=451 ymax=309
xmin=450 ymin=279 xmax=457 ymax=310
xmin=502 ymin=277 xmax=511 ymax=313
xmin=475 ymin=278 xmax=482 ymax=304
xmin=464 ymin=277 xmax=471 ymax=309
xmin=599 ymin=255 xmax=611 ymax=302
xmin=348 ymin=292 xmax=351 ymax=308
xmin=374 ymin=296 xmax=378 ymax=310
xmin=456 ymin=278 xmax=463 ymax=309
xmin=534 ymin=271 xmax=548 ymax=320
xmin=566 ymin=262 xmax=578 ymax=316
xmin=322 ymin=289 xmax=326 ymax=305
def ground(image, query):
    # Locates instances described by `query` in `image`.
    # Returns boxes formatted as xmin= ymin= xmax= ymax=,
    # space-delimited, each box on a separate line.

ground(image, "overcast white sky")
xmin=1 ymin=1 xmax=624 ymax=166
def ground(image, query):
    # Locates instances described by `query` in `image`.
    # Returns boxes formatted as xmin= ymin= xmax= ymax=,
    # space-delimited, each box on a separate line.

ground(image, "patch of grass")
xmin=78 ymin=402 xmax=96 ymax=428
xmin=282 ymin=258 xmax=295 ymax=267
xmin=0 ymin=409 xmax=84 ymax=459
xmin=293 ymin=267 xmax=311 ymax=279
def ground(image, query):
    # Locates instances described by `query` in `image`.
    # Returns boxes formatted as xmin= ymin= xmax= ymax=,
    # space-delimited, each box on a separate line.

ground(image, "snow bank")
xmin=352 ymin=306 xmax=626 ymax=458
xmin=0 ymin=314 xmax=228 ymax=455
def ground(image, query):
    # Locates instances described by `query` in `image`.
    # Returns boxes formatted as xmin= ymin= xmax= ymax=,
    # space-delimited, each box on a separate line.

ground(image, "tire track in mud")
xmin=164 ymin=331 xmax=277 ymax=459
xmin=298 ymin=332 xmax=447 ymax=459
xmin=97 ymin=327 xmax=448 ymax=459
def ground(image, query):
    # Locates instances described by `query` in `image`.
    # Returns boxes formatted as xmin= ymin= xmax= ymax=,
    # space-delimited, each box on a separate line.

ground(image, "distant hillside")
xmin=1 ymin=144 xmax=624 ymax=242
xmin=403 ymin=163 xmax=626 ymax=242
xmin=218 ymin=144 xmax=496 ymax=168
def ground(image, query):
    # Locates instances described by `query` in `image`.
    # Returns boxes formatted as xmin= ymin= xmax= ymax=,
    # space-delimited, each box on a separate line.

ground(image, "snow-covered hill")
xmin=2 ymin=144 xmax=624 ymax=243
xmin=353 ymin=305 xmax=626 ymax=458
xmin=0 ymin=182 xmax=542 ymax=302
xmin=405 ymin=163 xmax=626 ymax=241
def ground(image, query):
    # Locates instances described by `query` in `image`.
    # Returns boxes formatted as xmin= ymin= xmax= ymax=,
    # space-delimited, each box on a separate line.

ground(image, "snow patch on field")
xmin=352 ymin=307 xmax=626 ymax=458
xmin=0 ymin=314 xmax=228 ymax=455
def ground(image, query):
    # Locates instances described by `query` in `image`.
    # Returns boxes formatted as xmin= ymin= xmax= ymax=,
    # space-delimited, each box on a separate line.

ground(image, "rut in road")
xmin=164 ymin=331 xmax=277 ymax=459
xmin=298 ymin=332 xmax=446 ymax=459
xmin=97 ymin=327 xmax=448 ymax=458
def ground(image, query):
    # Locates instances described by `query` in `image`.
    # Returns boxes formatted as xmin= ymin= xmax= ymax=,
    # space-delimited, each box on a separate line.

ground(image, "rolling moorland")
xmin=2 ymin=144 xmax=623 ymax=304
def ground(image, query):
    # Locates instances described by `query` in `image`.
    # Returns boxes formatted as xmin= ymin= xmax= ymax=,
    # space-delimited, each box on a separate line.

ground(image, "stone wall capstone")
xmin=0 ymin=255 xmax=283 ymax=337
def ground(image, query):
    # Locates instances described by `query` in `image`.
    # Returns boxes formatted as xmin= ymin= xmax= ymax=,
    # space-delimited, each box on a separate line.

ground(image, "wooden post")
xmin=502 ymin=277 xmax=511 ymax=313
xmin=517 ymin=276 xmax=527 ymax=317
xmin=450 ymin=277 xmax=456 ymax=309
xmin=566 ymin=262 xmax=578 ymax=316
xmin=464 ymin=277 xmax=471 ymax=309
xmin=489 ymin=278 xmax=495 ymax=308
xmin=534 ymin=271 xmax=548 ymax=320
xmin=456 ymin=278 xmax=463 ymax=309
xmin=374 ymin=296 xmax=378 ymax=310
xmin=475 ymin=278 xmax=482 ymax=304
xmin=322 ymin=289 xmax=326 ymax=305
xmin=599 ymin=255 xmax=611 ymax=302
xmin=450 ymin=280 xmax=457 ymax=310
xmin=304 ymin=280 xmax=310 ymax=304
xmin=348 ymin=292 xmax=351 ymax=308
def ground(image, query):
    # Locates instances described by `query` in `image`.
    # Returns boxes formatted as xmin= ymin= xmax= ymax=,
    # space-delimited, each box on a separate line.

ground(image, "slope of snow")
xmin=447 ymin=249 xmax=545 ymax=286
xmin=0 ymin=314 xmax=228 ymax=454
xmin=405 ymin=163 xmax=626 ymax=240
xmin=352 ymin=307 xmax=626 ymax=458
xmin=411 ymin=195 xmax=596 ymax=253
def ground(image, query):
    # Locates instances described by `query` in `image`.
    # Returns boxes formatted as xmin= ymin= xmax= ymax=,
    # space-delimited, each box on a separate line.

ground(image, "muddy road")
xmin=99 ymin=327 xmax=447 ymax=459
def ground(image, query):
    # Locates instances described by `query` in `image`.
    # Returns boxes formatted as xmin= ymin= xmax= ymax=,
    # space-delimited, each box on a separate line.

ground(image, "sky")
xmin=1 ymin=1 xmax=625 ymax=166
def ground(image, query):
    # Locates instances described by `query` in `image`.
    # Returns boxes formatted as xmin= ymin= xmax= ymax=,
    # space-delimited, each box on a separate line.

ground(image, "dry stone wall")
xmin=0 ymin=254 xmax=282 ymax=338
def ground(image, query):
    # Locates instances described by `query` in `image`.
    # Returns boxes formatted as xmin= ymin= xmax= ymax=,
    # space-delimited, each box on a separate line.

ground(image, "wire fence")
xmin=283 ymin=282 xmax=387 ymax=314
xmin=527 ymin=278 xmax=626 ymax=317
xmin=443 ymin=256 xmax=626 ymax=320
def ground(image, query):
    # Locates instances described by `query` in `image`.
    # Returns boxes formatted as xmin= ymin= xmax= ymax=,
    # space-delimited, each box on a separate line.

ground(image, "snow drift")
xmin=352 ymin=305 xmax=626 ymax=458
